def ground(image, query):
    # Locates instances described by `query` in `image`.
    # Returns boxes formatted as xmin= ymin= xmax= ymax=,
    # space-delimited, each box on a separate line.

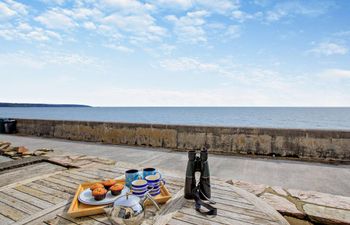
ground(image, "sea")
xmin=0 ymin=107 xmax=349 ymax=130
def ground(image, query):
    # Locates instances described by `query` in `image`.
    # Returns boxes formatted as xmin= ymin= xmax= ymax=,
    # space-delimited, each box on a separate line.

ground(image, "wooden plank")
xmin=88 ymin=214 xmax=111 ymax=225
xmin=52 ymin=174 xmax=86 ymax=185
xmin=0 ymin=214 xmax=15 ymax=225
xmin=211 ymin=187 xmax=243 ymax=198
xmin=77 ymin=169 xmax=111 ymax=177
xmin=21 ymin=202 xmax=69 ymax=225
xmin=96 ymin=167 xmax=125 ymax=174
xmin=93 ymin=167 xmax=124 ymax=176
xmin=0 ymin=170 xmax=63 ymax=192
xmin=211 ymin=196 xmax=257 ymax=210
xmin=0 ymin=156 xmax=47 ymax=171
xmin=0 ymin=201 xmax=28 ymax=222
xmin=59 ymin=172 xmax=96 ymax=183
xmin=162 ymin=178 xmax=184 ymax=188
xmin=3 ymin=189 xmax=54 ymax=209
xmin=222 ymin=183 xmax=289 ymax=224
xmin=45 ymin=216 xmax=77 ymax=225
xmin=67 ymin=170 xmax=102 ymax=180
xmin=81 ymin=169 xmax=119 ymax=179
xmin=187 ymin=200 xmax=268 ymax=219
xmin=44 ymin=177 xmax=79 ymax=189
xmin=211 ymin=192 xmax=252 ymax=205
xmin=167 ymin=218 xmax=194 ymax=225
xmin=0 ymin=162 xmax=65 ymax=187
xmin=16 ymin=200 xmax=69 ymax=225
xmin=152 ymin=188 xmax=186 ymax=225
xmin=33 ymin=179 xmax=75 ymax=195
xmin=0 ymin=192 xmax=41 ymax=215
xmin=182 ymin=202 xmax=278 ymax=225
xmin=25 ymin=182 xmax=71 ymax=199
xmin=173 ymin=212 xmax=226 ymax=225
xmin=180 ymin=210 xmax=264 ymax=225
xmin=58 ymin=214 xmax=108 ymax=225
xmin=15 ymin=185 xmax=65 ymax=205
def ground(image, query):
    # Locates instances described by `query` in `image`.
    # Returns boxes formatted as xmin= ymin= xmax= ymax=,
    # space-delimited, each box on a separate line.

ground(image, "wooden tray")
xmin=67 ymin=179 xmax=172 ymax=218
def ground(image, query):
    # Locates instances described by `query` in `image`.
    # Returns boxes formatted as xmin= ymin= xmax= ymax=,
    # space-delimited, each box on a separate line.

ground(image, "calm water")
xmin=0 ymin=107 xmax=349 ymax=130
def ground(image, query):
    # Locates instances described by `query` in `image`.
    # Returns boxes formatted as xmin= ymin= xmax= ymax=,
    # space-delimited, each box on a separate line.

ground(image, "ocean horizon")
xmin=1 ymin=107 xmax=350 ymax=130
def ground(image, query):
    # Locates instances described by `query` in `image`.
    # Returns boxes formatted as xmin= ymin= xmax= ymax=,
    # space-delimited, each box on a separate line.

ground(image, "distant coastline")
xmin=0 ymin=102 xmax=91 ymax=107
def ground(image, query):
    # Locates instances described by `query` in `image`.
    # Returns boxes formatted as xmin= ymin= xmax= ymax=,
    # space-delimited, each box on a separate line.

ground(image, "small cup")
xmin=143 ymin=168 xmax=157 ymax=178
xmin=131 ymin=180 xmax=148 ymax=191
xmin=145 ymin=173 xmax=166 ymax=187
xmin=125 ymin=169 xmax=140 ymax=188
xmin=131 ymin=180 xmax=148 ymax=197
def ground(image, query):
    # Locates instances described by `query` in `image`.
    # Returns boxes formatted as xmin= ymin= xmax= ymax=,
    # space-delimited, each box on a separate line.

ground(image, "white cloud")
xmin=166 ymin=10 xmax=209 ymax=43
xmin=159 ymin=57 xmax=219 ymax=72
xmin=0 ymin=2 xmax=16 ymax=19
xmin=265 ymin=1 xmax=333 ymax=22
xmin=41 ymin=0 xmax=67 ymax=5
xmin=17 ymin=22 xmax=31 ymax=31
xmin=0 ymin=51 xmax=100 ymax=69
xmin=0 ymin=0 xmax=27 ymax=20
xmin=83 ymin=21 xmax=96 ymax=30
xmin=196 ymin=0 xmax=238 ymax=14
xmin=64 ymin=7 xmax=102 ymax=20
xmin=0 ymin=23 xmax=62 ymax=42
xmin=158 ymin=56 xmax=296 ymax=92
xmin=154 ymin=0 xmax=238 ymax=14
xmin=35 ymin=9 xmax=77 ymax=30
xmin=104 ymin=44 xmax=134 ymax=53
xmin=323 ymin=69 xmax=350 ymax=78
xmin=308 ymin=42 xmax=348 ymax=56
xmin=102 ymin=13 xmax=166 ymax=43
xmin=102 ymin=0 xmax=155 ymax=14
xmin=231 ymin=10 xmax=262 ymax=22
xmin=224 ymin=25 xmax=241 ymax=39
xmin=154 ymin=0 xmax=192 ymax=9
xmin=5 ymin=0 xmax=27 ymax=14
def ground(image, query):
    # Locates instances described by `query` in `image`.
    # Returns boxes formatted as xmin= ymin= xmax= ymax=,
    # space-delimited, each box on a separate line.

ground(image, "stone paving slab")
xmin=260 ymin=193 xmax=305 ymax=219
xmin=227 ymin=179 xmax=350 ymax=225
xmin=304 ymin=204 xmax=350 ymax=225
xmin=0 ymin=155 xmax=12 ymax=163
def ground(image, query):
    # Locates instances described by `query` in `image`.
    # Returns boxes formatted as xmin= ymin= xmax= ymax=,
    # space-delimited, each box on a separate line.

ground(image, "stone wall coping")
xmin=13 ymin=118 xmax=350 ymax=138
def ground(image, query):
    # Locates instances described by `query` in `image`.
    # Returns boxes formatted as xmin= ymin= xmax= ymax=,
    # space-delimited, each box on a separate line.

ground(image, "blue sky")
xmin=0 ymin=0 xmax=349 ymax=106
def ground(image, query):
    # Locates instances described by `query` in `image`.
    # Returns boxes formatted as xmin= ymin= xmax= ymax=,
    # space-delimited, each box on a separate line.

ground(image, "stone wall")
xmin=14 ymin=119 xmax=350 ymax=161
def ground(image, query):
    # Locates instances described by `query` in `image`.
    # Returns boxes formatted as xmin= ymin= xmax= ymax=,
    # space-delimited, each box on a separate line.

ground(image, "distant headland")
xmin=0 ymin=102 xmax=91 ymax=107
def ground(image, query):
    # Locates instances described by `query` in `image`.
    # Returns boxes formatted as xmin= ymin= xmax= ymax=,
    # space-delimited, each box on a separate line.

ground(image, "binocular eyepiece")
xmin=187 ymin=149 xmax=208 ymax=162
xmin=184 ymin=147 xmax=211 ymax=200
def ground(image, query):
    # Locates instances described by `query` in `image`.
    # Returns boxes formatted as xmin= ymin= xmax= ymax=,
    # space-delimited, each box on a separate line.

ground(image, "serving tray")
xmin=67 ymin=179 xmax=172 ymax=218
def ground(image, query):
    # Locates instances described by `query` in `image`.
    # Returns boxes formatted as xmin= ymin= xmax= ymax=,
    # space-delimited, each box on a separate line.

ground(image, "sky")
xmin=0 ymin=0 xmax=349 ymax=106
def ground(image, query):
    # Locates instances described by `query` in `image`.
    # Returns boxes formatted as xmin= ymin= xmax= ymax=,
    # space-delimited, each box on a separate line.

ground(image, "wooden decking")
xmin=0 ymin=158 xmax=289 ymax=225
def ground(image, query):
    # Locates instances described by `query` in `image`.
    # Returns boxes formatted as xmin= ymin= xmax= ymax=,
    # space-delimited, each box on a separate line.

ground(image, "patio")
xmin=0 ymin=153 xmax=288 ymax=225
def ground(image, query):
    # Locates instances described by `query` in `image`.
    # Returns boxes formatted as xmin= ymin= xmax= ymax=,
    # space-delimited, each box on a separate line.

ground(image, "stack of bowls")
xmin=145 ymin=174 xmax=164 ymax=196
xmin=131 ymin=180 xmax=148 ymax=198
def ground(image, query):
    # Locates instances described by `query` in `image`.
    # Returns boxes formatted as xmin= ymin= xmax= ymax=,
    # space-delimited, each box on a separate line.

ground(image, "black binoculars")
xmin=184 ymin=147 xmax=211 ymax=200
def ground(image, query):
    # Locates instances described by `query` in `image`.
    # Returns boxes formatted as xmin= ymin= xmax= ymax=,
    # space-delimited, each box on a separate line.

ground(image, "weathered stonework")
xmin=304 ymin=204 xmax=350 ymax=225
xmin=14 ymin=119 xmax=350 ymax=161
xmin=226 ymin=179 xmax=350 ymax=225
xmin=260 ymin=193 xmax=305 ymax=219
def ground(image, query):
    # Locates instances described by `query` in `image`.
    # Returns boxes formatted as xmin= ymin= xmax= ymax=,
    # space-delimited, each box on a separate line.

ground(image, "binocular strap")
xmin=192 ymin=185 xmax=217 ymax=216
